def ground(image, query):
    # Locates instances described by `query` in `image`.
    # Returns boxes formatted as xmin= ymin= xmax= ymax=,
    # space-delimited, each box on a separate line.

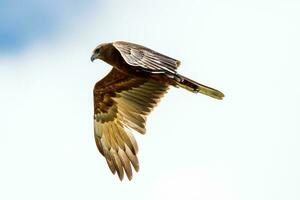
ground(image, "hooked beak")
xmin=90 ymin=54 xmax=97 ymax=62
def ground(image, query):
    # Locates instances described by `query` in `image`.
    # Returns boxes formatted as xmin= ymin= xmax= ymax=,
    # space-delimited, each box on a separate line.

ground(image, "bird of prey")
xmin=91 ymin=41 xmax=224 ymax=181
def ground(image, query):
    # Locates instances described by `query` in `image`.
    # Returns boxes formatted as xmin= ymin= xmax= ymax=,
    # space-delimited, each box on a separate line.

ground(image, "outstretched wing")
xmin=94 ymin=68 xmax=169 ymax=180
xmin=112 ymin=41 xmax=181 ymax=74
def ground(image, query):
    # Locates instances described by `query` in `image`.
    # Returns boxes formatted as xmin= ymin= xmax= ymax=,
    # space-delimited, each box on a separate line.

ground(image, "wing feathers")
xmin=113 ymin=41 xmax=180 ymax=73
xmin=105 ymin=152 xmax=117 ymax=175
xmin=124 ymin=144 xmax=139 ymax=171
xmin=118 ymin=148 xmax=133 ymax=180
xmin=94 ymin=69 xmax=168 ymax=180
xmin=116 ymin=122 xmax=138 ymax=154
xmin=110 ymin=148 xmax=124 ymax=180
xmin=115 ymin=96 xmax=151 ymax=114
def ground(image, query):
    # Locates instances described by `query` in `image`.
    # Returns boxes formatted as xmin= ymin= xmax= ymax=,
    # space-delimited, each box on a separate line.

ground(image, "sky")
xmin=0 ymin=0 xmax=300 ymax=200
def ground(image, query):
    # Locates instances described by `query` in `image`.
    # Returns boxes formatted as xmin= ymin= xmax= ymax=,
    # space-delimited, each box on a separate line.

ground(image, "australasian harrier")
xmin=91 ymin=41 xmax=224 ymax=180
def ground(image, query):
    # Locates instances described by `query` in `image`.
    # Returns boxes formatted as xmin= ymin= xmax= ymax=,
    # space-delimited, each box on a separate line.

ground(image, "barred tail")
xmin=174 ymin=74 xmax=224 ymax=100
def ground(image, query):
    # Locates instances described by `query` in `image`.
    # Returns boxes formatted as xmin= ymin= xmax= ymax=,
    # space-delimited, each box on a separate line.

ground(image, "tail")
xmin=173 ymin=74 xmax=224 ymax=100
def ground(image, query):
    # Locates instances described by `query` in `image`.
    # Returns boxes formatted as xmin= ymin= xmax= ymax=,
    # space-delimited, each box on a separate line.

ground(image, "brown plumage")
xmin=91 ymin=41 xmax=224 ymax=181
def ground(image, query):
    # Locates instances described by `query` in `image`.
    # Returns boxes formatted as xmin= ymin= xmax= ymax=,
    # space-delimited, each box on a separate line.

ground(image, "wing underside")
xmin=94 ymin=68 xmax=169 ymax=180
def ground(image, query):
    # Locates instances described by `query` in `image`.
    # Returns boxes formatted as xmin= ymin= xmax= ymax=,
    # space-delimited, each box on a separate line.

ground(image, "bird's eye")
xmin=94 ymin=48 xmax=100 ymax=54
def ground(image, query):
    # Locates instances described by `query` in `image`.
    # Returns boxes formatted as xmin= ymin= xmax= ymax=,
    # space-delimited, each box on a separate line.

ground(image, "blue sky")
xmin=0 ymin=0 xmax=96 ymax=53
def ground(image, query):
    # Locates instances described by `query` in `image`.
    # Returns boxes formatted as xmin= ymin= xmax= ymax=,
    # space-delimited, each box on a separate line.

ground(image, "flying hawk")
xmin=91 ymin=41 xmax=224 ymax=180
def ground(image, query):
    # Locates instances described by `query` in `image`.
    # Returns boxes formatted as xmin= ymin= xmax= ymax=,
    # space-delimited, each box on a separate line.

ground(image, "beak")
xmin=91 ymin=54 xmax=97 ymax=62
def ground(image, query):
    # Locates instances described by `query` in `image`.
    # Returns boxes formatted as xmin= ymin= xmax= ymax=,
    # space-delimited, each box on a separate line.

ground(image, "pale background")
xmin=0 ymin=0 xmax=299 ymax=200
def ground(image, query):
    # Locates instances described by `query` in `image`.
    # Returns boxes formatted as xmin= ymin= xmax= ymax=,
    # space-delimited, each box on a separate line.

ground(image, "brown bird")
xmin=91 ymin=41 xmax=224 ymax=181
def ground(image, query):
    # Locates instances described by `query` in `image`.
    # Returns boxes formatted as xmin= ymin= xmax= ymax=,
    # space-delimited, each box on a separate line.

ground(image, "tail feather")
xmin=174 ymin=74 xmax=224 ymax=100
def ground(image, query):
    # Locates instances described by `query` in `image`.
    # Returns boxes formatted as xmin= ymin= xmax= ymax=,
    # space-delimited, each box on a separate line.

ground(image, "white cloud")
xmin=0 ymin=0 xmax=300 ymax=200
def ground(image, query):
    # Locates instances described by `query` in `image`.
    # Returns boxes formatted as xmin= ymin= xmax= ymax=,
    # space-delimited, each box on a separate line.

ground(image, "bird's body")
xmin=91 ymin=41 xmax=224 ymax=180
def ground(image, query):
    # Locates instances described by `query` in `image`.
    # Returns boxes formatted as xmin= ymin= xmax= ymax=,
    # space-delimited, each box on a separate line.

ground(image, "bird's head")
xmin=91 ymin=43 xmax=111 ymax=62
